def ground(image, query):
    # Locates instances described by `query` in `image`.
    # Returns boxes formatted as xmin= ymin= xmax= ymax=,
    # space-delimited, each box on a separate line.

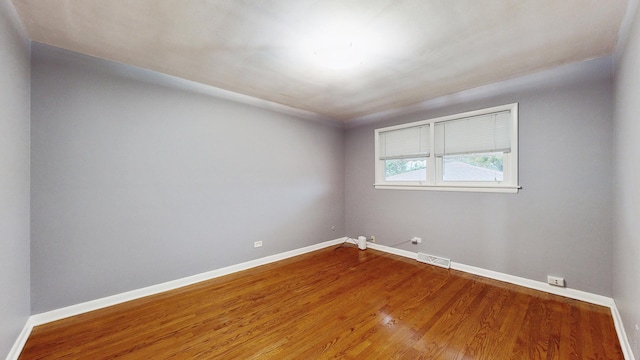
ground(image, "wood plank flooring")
xmin=19 ymin=246 xmax=623 ymax=359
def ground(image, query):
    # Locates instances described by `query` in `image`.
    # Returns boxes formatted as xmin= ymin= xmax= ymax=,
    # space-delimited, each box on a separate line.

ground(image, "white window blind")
xmin=379 ymin=125 xmax=430 ymax=160
xmin=435 ymin=111 xmax=511 ymax=156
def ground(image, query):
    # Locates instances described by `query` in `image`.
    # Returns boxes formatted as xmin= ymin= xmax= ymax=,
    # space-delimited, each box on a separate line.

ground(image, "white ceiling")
xmin=11 ymin=0 xmax=628 ymax=122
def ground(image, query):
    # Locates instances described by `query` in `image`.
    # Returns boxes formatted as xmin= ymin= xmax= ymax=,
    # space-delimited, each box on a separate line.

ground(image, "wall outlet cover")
xmin=547 ymin=275 xmax=565 ymax=287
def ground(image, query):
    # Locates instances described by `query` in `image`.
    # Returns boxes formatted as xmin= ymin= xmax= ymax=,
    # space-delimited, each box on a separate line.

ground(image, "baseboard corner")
xmin=610 ymin=301 xmax=636 ymax=360
xmin=5 ymin=318 xmax=34 ymax=360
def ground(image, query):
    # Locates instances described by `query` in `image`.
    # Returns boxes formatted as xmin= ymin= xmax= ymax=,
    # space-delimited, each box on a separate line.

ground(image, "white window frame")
xmin=374 ymin=103 xmax=520 ymax=193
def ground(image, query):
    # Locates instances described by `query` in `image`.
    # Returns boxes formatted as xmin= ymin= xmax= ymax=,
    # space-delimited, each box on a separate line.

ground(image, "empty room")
xmin=2 ymin=0 xmax=639 ymax=359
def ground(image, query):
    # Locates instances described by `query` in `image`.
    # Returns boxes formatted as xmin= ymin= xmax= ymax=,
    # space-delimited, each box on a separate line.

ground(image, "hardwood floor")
xmin=19 ymin=246 xmax=623 ymax=359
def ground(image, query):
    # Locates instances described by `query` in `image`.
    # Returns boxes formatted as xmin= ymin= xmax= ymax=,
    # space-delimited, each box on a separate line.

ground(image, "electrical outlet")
xmin=370 ymin=235 xmax=376 ymax=243
xmin=411 ymin=237 xmax=422 ymax=244
xmin=547 ymin=275 xmax=565 ymax=287
xmin=254 ymin=241 xmax=263 ymax=248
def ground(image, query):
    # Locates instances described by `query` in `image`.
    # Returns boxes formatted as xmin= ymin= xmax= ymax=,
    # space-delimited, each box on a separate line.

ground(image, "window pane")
xmin=385 ymin=158 xmax=427 ymax=181
xmin=442 ymin=152 xmax=503 ymax=182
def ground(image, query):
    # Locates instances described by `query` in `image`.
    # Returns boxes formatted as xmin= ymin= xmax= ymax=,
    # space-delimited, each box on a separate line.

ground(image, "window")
xmin=378 ymin=125 xmax=429 ymax=182
xmin=374 ymin=103 xmax=519 ymax=193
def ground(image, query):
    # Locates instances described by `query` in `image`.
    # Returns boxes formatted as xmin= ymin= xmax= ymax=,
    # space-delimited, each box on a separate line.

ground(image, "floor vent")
xmin=417 ymin=252 xmax=451 ymax=269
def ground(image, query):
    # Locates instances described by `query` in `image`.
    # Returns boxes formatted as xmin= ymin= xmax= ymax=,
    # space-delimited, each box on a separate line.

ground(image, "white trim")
xmin=611 ymin=303 xmax=637 ymax=360
xmin=5 ymin=237 xmax=347 ymax=360
xmin=449 ymin=262 xmax=614 ymax=307
xmin=374 ymin=103 xmax=519 ymax=193
xmin=373 ymin=184 xmax=520 ymax=193
xmin=7 ymin=238 xmax=634 ymax=360
xmin=5 ymin=318 xmax=35 ymax=360
xmin=367 ymin=242 xmax=417 ymax=259
xmin=343 ymin=238 xmax=418 ymax=259
xmin=366 ymin=241 xmax=613 ymax=306
xmin=367 ymin=243 xmax=633 ymax=359
xmin=28 ymin=237 xmax=347 ymax=326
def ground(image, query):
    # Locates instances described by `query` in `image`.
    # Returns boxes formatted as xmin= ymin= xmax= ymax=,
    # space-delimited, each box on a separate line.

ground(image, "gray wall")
xmin=345 ymin=57 xmax=614 ymax=296
xmin=31 ymin=44 xmax=345 ymax=313
xmin=15 ymin=14 xmax=630 ymax=353
xmin=614 ymin=3 xmax=640 ymax=358
xmin=0 ymin=0 xmax=30 ymax=357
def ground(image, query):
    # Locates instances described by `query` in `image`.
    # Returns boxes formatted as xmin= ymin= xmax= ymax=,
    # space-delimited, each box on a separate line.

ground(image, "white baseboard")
xmin=449 ymin=262 xmax=614 ymax=307
xmin=5 ymin=318 xmax=34 ymax=360
xmin=366 ymin=242 xmax=614 ymax=305
xmin=343 ymin=238 xmax=417 ymax=259
xmin=367 ymin=242 xmax=634 ymax=360
xmin=6 ymin=237 xmax=347 ymax=360
xmin=29 ymin=237 xmax=347 ymax=326
xmin=367 ymin=242 xmax=417 ymax=259
xmin=611 ymin=303 xmax=637 ymax=360
xmin=7 ymin=238 xmax=635 ymax=360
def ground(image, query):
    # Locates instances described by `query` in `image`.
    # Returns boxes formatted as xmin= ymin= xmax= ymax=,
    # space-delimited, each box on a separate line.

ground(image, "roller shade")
xmin=435 ymin=111 xmax=511 ymax=156
xmin=379 ymin=125 xmax=429 ymax=160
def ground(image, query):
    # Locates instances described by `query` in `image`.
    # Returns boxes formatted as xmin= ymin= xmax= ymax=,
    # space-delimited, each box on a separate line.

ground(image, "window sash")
xmin=379 ymin=125 xmax=429 ymax=160
xmin=434 ymin=111 xmax=511 ymax=157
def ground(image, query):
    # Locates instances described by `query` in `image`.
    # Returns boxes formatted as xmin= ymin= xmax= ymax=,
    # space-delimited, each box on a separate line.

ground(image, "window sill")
xmin=373 ymin=184 xmax=521 ymax=193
